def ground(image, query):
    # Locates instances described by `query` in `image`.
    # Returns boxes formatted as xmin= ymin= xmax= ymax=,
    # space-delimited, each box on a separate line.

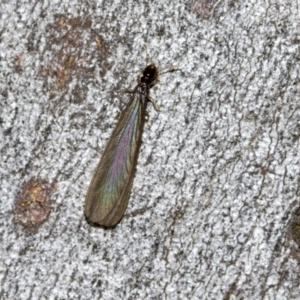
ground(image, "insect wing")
xmin=85 ymin=91 xmax=147 ymax=227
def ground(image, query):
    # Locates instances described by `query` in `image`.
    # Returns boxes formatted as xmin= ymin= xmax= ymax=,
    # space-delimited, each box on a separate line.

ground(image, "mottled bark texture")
xmin=1 ymin=1 xmax=300 ymax=299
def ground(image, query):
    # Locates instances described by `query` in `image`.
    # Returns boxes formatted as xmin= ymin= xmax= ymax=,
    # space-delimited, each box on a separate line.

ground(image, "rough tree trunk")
xmin=1 ymin=1 xmax=300 ymax=299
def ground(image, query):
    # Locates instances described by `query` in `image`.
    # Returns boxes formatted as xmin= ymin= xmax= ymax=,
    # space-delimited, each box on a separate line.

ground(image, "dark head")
xmin=140 ymin=64 xmax=159 ymax=87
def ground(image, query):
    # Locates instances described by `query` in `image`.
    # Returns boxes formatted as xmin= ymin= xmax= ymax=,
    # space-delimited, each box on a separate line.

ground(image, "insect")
xmin=85 ymin=62 xmax=175 ymax=227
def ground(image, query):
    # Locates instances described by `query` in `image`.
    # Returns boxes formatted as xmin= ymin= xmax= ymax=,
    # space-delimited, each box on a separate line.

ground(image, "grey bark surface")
xmin=1 ymin=1 xmax=300 ymax=299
